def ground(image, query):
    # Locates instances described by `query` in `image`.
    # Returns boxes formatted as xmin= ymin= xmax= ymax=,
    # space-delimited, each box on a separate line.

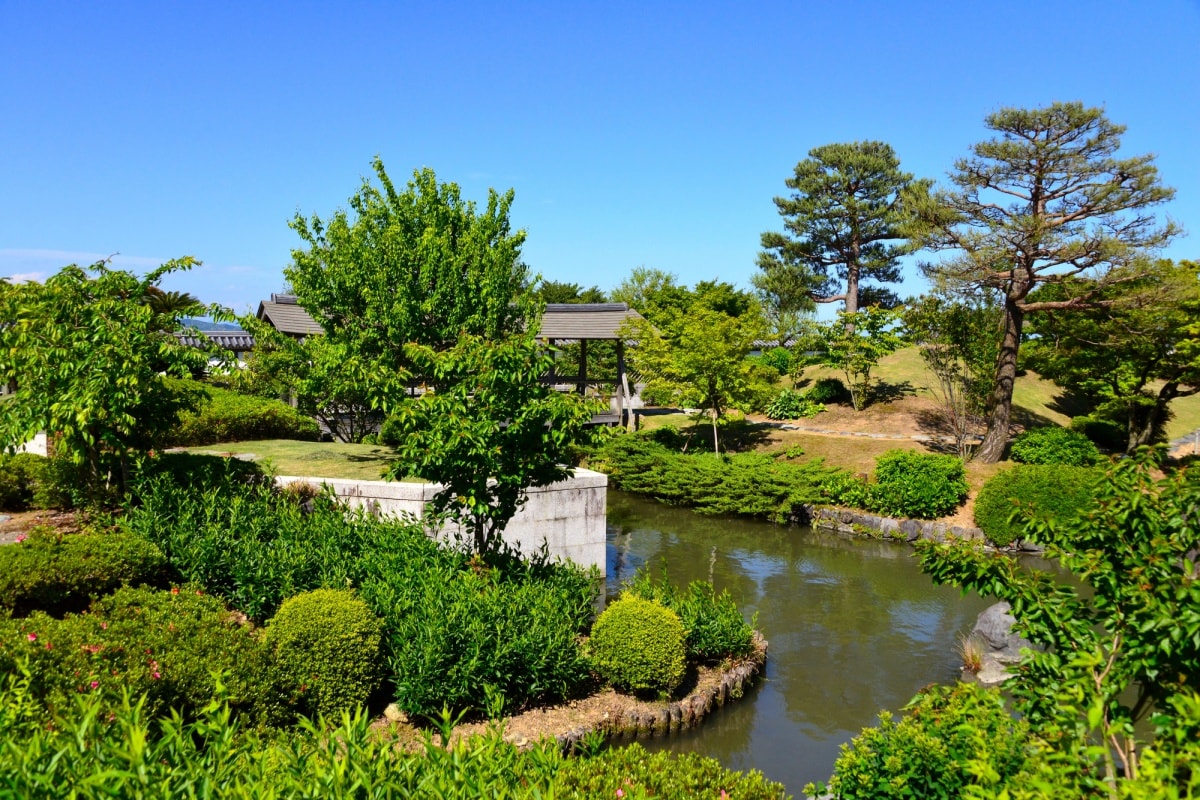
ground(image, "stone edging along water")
xmin=802 ymin=504 xmax=988 ymax=545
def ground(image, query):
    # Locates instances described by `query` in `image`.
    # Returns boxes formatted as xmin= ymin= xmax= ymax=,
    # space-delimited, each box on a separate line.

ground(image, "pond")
xmin=604 ymin=490 xmax=992 ymax=795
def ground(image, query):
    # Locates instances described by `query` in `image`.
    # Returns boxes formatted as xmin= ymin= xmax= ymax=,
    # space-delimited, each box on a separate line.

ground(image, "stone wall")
xmin=275 ymin=469 xmax=608 ymax=572
xmin=804 ymin=504 xmax=986 ymax=544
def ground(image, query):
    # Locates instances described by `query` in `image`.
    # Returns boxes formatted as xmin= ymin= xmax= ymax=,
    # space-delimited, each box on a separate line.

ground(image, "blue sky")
xmin=2 ymin=1 xmax=1198 ymax=314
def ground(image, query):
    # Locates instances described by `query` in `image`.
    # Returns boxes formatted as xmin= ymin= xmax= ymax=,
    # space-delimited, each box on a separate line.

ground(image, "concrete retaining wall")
xmin=275 ymin=469 xmax=608 ymax=572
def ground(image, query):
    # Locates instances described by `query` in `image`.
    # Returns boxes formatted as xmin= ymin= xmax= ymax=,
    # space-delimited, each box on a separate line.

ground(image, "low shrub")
xmin=764 ymin=388 xmax=825 ymax=420
xmin=265 ymin=588 xmax=384 ymax=721
xmin=136 ymin=451 xmax=269 ymax=493
xmin=973 ymin=464 xmax=1101 ymax=547
xmin=163 ymin=381 xmax=320 ymax=447
xmin=594 ymin=435 xmax=842 ymax=522
xmin=626 ymin=568 xmax=755 ymax=661
xmin=808 ymin=682 xmax=1028 ymax=800
xmin=1010 ymin=426 xmax=1101 ymax=466
xmin=588 ymin=596 xmax=687 ymax=696
xmin=0 ymin=677 xmax=789 ymax=799
xmin=0 ymin=528 xmax=170 ymax=617
xmin=0 ymin=453 xmax=47 ymax=511
xmin=869 ymin=449 xmax=969 ymax=519
xmin=0 ymin=586 xmax=282 ymax=724
xmin=753 ymin=346 xmax=793 ymax=376
xmin=806 ymin=377 xmax=852 ymax=405
xmin=377 ymin=413 xmax=405 ymax=446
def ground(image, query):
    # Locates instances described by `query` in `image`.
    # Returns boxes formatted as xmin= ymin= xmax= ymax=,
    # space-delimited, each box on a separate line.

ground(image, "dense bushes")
xmin=764 ymin=388 xmax=825 ymax=420
xmin=973 ymin=464 xmax=1101 ymax=547
xmin=808 ymin=682 xmax=1028 ymax=800
xmin=1009 ymin=426 xmax=1101 ymax=466
xmin=0 ymin=586 xmax=282 ymax=724
xmin=588 ymin=596 xmax=687 ymax=696
xmin=0 ymin=453 xmax=46 ymax=511
xmin=805 ymin=377 xmax=852 ymax=405
xmin=163 ymin=381 xmax=320 ymax=446
xmin=594 ymin=435 xmax=841 ymax=522
xmin=823 ymin=449 xmax=969 ymax=519
xmin=626 ymin=568 xmax=756 ymax=661
xmin=124 ymin=470 xmax=597 ymax=718
xmin=265 ymin=588 xmax=384 ymax=721
xmin=0 ymin=678 xmax=789 ymax=799
xmin=1070 ymin=413 xmax=1126 ymax=452
xmin=0 ymin=528 xmax=170 ymax=616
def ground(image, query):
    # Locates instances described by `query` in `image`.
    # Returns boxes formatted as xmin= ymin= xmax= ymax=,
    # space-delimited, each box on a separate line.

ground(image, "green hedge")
xmin=0 ymin=528 xmax=170 ymax=617
xmin=588 ymin=596 xmax=687 ymax=696
xmin=0 ymin=453 xmax=47 ymax=511
xmin=265 ymin=588 xmax=384 ymax=722
xmin=973 ymin=464 xmax=1101 ymax=547
xmin=809 ymin=682 xmax=1028 ymax=800
xmin=626 ymin=568 xmax=756 ymax=662
xmin=823 ymin=449 xmax=969 ymax=520
xmin=164 ymin=381 xmax=320 ymax=446
xmin=593 ymin=435 xmax=842 ymax=522
xmin=0 ymin=586 xmax=283 ymax=724
xmin=1010 ymin=426 xmax=1101 ymax=466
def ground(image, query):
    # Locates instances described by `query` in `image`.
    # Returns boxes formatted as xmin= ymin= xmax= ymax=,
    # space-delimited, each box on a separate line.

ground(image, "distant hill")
xmin=182 ymin=318 xmax=245 ymax=332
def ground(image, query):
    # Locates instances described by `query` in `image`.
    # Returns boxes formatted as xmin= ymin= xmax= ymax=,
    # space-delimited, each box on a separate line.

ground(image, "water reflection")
xmin=605 ymin=490 xmax=990 ymax=795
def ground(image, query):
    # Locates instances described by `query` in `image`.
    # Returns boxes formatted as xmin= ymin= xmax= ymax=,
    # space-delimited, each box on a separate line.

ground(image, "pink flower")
xmin=152 ymin=672 xmax=161 ymax=680
xmin=15 ymin=534 xmax=26 ymax=543
xmin=721 ymin=792 xmax=729 ymax=799
xmin=26 ymin=633 xmax=36 ymax=642
xmin=171 ymin=587 xmax=180 ymax=595
xmin=616 ymin=791 xmax=624 ymax=798
xmin=90 ymin=681 xmax=99 ymax=690
xmin=100 ymin=622 xmax=107 ymax=630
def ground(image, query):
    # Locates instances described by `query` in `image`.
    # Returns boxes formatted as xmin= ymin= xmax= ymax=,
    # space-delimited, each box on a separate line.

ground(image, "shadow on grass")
xmin=871 ymin=380 xmax=918 ymax=404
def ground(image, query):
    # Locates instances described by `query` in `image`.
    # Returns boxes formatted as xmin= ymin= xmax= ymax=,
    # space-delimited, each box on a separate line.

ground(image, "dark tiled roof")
xmin=176 ymin=330 xmax=256 ymax=351
xmin=538 ymin=303 xmax=644 ymax=340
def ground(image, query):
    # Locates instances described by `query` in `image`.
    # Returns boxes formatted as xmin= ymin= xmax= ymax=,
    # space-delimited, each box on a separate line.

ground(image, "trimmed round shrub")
xmin=625 ymin=569 xmax=755 ymax=662
xmin=973 ymin=464 xmax=1101 ymax=547
xmin=165 ymin=382 xmax=320 ymax=446
xmin=868 ymin=449 xmax=969 ymax=519
xmin=806 ymin=377 xmax=852 ymax=405
xmin=265 ymin=588 xmax=384 ymax=721
xmin=765 ymin=388 xmax=824 ymax=420
xmin=1010 ymin=426 xmax=1101 ymax=466
xmin=0 ymin=528 xmax=171 ymax=617
xmin=588 ymin=596 xmax=686 ymax=696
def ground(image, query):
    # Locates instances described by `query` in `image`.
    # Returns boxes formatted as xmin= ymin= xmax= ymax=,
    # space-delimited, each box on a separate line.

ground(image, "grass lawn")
xmin=184 ymin=439 xmax=407 ymax=481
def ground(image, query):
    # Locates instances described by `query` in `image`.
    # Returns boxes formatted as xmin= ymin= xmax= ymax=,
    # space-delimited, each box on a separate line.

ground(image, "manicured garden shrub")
xmin=0 ymin=586 xmax=282 ymax=724
xmin=764 ymin=388 xmax=825 ymax=420
xmin=0 ymin=452 xmax=47 ymax=511
xmin=973 ymin=464 xmax=1101 ymax=547
xmin=588 ymin=596 xmax=687 ymax=696
xmin=1010 ymin=426 xmax=1101 ymax=466
xmin=265 ymin=588 xmax=384 ymax=721
xmin=137 ymin=451 xmax=269 ymax=493
xmin=1070 ymin=413 xmax=1127 ymax=452
xmin=164 ymin=381 xmax=320 ymax=446
xmin=627 ymin=568 xmax=755 ymax=661
xmin=808 ymin=682 xmax=1028 ymax=800
xmin=594 ymin=435 xmax=841 ymax=522
xmin=867 ymin=449 xmax=969 ymax=519
xmin=0 ymin=528 xmax=170 ymax=617
xmin=377 ymin=412 xmax=405 ymax=446
xmin=806 ymin=377 xmax=852 ymax=405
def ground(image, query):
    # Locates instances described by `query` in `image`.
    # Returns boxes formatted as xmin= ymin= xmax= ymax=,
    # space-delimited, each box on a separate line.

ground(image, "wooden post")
xmin=615 ymin=339 xmax=625 ymax=426
xmin=578 ymin=339 xmax=588 ymax=395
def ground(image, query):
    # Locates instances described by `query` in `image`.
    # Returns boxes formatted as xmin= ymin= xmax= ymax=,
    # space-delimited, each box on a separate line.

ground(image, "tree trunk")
xmin=976 ymin=299 xmax=1025 ymax=463
xmin=473 ymin=515 xmax=487 ymax=554
xmin=1127 ymin=384 xmax=1178 ymax=452
xmin=844 ymin=247 xmax=860 ymax=333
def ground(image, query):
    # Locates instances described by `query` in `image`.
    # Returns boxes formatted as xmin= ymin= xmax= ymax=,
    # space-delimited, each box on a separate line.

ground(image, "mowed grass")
xmin=184 ymin=439 xmax=406 ymax=481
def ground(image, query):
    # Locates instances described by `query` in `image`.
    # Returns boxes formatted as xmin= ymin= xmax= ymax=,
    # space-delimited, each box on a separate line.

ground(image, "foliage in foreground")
xmin=972 ymin=464 xmax=1101 ymax=547
xmin=0 ymin=677 xmax=789 ymax=800
xmin=916 ymin=452 xmax=1200 ymax=791
xmin=593 ymin=434 xmax=841 ymax=522
xmin=808 ymin=682 xmax=1028 ymax=800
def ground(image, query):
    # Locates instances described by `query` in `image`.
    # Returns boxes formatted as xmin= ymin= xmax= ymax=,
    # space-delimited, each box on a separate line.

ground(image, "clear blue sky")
xmin=3 ymin=1 xmax=1198 ymax=313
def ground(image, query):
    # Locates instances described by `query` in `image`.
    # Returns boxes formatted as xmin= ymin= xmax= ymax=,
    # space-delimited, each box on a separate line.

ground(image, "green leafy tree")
xmin=903 ymin=292 xmax=1001 ymax=459
xmin=804 ymin=306 xmax=904 ymax=411
xmin=0 ymin=260 xmax=223 ymax=497
xmin=1023 ymin=259 xmax=1200 ymax=452
xmin=915 ymin=452 xmax=1200 ymax=791
xmin=535 ymin=280 xmax=606 ymax=304
xmin=909 ymin=103 xmax=1179 ymax=463
xmin=621 ymin=307 xmax=765 ymax=453
xmin=286 ymin=158 xmax=535 ymax=396
xmin=230 ymin=316 xmax=376 ymax=443
xmin=609 ymin=268 xmax=693 ymax=328
xmin=383 ymin=330 xmax=596 ymax=553
xmin=757 ymin=141 xmax=926 ymax=320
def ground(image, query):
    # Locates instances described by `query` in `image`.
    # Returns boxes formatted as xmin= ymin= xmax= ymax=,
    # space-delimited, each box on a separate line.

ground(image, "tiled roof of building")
xmin=175 ymin=330 xmax=257 ymax=351
xmin=255 ymin=294 xmax=324 ymax=336
xmin=537 ymin=303 xmax=644 ymax=340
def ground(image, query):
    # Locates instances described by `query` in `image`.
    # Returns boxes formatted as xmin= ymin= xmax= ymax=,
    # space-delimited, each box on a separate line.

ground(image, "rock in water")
xmin=971 ymin=601 xmax=1033 ymax=685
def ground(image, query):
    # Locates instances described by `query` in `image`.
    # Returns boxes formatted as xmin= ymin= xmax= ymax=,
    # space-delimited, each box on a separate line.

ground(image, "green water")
xmin=604 ymin=490 xmax=991 ymax=795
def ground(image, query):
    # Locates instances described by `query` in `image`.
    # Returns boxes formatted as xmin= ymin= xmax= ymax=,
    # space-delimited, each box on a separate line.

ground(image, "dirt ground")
xmin=0 ymin=509 xmax=84 ymax=545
